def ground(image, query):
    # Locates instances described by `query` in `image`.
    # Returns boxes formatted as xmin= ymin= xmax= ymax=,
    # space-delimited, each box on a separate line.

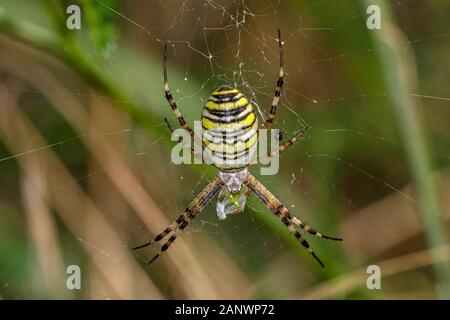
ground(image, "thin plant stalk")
xmin=364 ymin=0 xmax=450 ymax=299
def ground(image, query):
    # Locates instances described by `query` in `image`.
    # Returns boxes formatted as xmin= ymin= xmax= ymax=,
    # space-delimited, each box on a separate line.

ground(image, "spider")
xmin=133 ymin=29 xmax=342 ymax=267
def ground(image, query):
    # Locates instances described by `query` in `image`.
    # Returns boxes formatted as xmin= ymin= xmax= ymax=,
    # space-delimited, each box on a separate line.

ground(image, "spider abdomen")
xmin=202 ymin=86 xmax=258 ymax=171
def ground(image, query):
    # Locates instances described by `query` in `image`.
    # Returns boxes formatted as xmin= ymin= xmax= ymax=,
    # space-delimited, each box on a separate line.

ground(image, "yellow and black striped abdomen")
xmin=202 ymin=86 xmax=258 ymax=171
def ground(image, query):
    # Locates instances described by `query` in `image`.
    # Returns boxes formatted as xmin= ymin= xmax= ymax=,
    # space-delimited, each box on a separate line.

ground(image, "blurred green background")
xmin=0 ymin=0 xmax=449 ymax=299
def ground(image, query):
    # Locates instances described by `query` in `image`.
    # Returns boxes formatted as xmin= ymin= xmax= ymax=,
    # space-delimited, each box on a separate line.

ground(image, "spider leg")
xmin=163 ymin=43 xmax=194 ymax=137
xmin=163 ymin=117 xmax=174 ymax=133
xmin=244 ymin=173 xmax=342 ymax=267
xmin=289 ymin=214 xmax=342 ymax=241
xmin=256 ymin=125 xmax=311 ymax=164
xmin=133 ymin=176 xmax=224 ymax=265
xmin=279 ymin=213 xmax=325 ymax=268
xmin=164 ymin=117 xmax=213 ymax=164
xmin=164 ymin=117 xmax=205 ymax=162
xmin=262 ymin=28 xmax=284 ymax=130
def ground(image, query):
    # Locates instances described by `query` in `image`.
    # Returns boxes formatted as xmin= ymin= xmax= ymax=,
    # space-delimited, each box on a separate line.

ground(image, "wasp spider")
xmin=133 ymin=29 xmax=342 ymax=267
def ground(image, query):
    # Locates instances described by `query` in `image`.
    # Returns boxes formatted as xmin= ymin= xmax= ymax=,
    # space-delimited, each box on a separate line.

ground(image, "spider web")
xmin=0 ymin=0 xmax=450 ymax=299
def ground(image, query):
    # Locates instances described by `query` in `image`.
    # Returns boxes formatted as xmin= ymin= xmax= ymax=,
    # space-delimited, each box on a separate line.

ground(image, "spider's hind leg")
xmin=262 ymin=28 xmax=284 ymax=130
xmin=163 ymin=44 xmax=194 ymax=137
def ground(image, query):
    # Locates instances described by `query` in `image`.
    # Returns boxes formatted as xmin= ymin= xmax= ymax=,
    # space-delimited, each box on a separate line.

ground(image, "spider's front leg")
xmin=244 ymin=173 xmax=342 ymax=267
xmin=133 ymin=176 xmax=224 ymax=264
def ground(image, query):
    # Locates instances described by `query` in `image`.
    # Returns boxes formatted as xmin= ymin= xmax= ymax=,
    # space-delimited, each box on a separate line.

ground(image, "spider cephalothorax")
xmin=219 ymin=169 xmax=248 ymax=194
xmin=216 ymin=169 xmax=249 ymax=220
xmin=133 ymin=29 xmax=342 ymax=267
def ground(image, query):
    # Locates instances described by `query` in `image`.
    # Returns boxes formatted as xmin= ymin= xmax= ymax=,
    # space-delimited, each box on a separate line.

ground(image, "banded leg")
xmin=256 ymin=125 xmax=311 ymax=164
xmin=163 ymin=43 xmax=194 ymax=137
xmin=164 ymin=118 xmax=200 ymax=162
xmin=262 ymin=28 xmax=284 ymax=130
xmin=279 ymin=211 xmax=325 ymax=267
xmin=164 ymin=118 xmax=212 ymax=164
xmin=289 ymin=214 xmax=342 ymax=241
xmin=133 ymin=176 xmax=224 ymax=264
xmin=244 ymin=173 xmax=342 ymax=267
